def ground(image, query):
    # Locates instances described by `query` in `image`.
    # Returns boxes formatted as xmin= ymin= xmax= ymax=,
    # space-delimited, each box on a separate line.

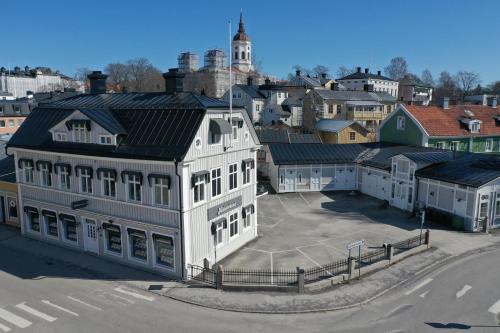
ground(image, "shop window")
xmin=43 ymin=211 xmax=58 ymax=237
xmin=128 ymin=229 xmax=147 ymax=261
xmin=154 ymin=234 xmax=174 ymax=269
xmin=62 ymin=216 xmax=77 ymax=242
xmin=105 ymin=224 xmax=122 ymax=254
xmin=25 ymin=208 xmax=40 ymax=232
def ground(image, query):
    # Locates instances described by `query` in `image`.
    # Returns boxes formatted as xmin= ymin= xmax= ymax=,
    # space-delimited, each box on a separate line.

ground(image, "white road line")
xmin=404 ymin=278 xmax=433 ymax=296
xmin=67 ymin=296 xmax=103 ymax=311
xmin=296 ymin=248 xmax=333 ymax=276
xmin=299 ymin=193 xmax=311 ymax=206
xmin=41 ymin=300 xmax=79 ymax=316
xmin=104 ymin=292 xmax=135 ymax=304
xmin=16 ymin=303 xmax=57 ymax=322
xmin=456 ymin=285 xmax=472 ymax=299
xmin=419 ymin=290 xmax=430 ymax=298
xmin=0 ymin=323 xmax=10 ymax=332
xmin=488 ymin=300 xmax=500 ymax=314
xmin=114 ymin=287 xmax=154 ymax=302
xmin=277 ymin=195 xmax=286 ymax=209
xmin=0 ymin=308 xmax=32 ymax=328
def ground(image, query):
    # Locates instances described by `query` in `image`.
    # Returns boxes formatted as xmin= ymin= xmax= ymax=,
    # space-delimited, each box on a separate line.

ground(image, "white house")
xmin=337 ymin=67 xmax=399 ymax=97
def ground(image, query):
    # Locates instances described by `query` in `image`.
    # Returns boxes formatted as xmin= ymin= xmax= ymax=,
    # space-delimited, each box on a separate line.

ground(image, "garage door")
xmin=361 ymin=171 xmax=389 ymax=200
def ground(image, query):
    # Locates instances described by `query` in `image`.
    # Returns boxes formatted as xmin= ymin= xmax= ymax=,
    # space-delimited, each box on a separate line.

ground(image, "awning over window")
xmin=231 ymin=117 xmax=244 ymax=128
xmin=59 ymin=213 xmax=76 ymax=223
xmin=152 ymin=234 xmax=173 ymax=244
xmin=35 ymin=160 xmax=52 ymax=172
xmin=24 ymin=206 xmax=38 ymax=215
xmin=242 ymin=204 xmax=255 ymax=218
xmin=102 ymin=223 xmax=120 ymax=233
xmin=147 ymin=174 xmax=171 ymax=188
xmin=121 ymin=171 xmax=143 ymax=184
xmin=75 ymin=165 xmax=93 ymax=178
xmin=18 ymin=158 xmax=33 ymax=169
xmin=242 ymin=158 xmax=255 ymax=169
xmin=97 ymin=168 xmax=117 ymax=180
xmin=54 ymin=163 xmax=71 ymax=175
xmin=41 ymin=210 xmax=57 ymax=218
xmin=127 ymin=229 xmax=147 ymax=238
xmin=210 ymin=218 xmax=227 ymax=235
xmin=191 ymin=170 xmax=210 ymax=187
xmin=65 ymin=119 xmax=91 ymax=131
xmin=209 ymin=118 xmax=232 ymax=135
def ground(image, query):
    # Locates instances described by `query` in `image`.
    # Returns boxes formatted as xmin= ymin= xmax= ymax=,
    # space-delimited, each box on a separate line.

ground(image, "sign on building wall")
xmin=207 ymin=196 xmax=242 ymax=221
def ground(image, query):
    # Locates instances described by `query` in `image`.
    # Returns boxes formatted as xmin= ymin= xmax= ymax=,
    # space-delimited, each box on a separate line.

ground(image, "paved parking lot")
xmin=221 ymin=191 xmax=423 ymax=270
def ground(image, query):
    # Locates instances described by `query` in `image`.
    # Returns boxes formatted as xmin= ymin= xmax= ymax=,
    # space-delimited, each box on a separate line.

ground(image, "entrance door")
xmin=285 ymin=170 xmax=295 ymax=192
xmin=392 ymin=182 xmax=408 ymax=210
xmin=311 ymin=168 xmax=320 ymax=191
xmin=83 ymin=218 xmax=99 ymax=254
xmin=477 ymin=194 xmax=490 ymax=230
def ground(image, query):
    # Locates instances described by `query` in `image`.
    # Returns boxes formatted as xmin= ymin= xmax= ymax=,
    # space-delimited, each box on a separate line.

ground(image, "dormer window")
xmin=54 ymin=132 xmax=68 ymax=142
xmin=99 ymin=135 xmax=113 ymax=145
xmin=470 ymin=121 xmax=480 ymax=133
xmin=65 ymin=119 xmax=91 ymax=143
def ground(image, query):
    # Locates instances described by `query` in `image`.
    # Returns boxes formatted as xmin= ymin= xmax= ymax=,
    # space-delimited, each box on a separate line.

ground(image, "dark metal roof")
xmin=416 ymin=154 xmax=500 ymax=187
xmin=255 ymin=129 xmax=289 ymax=143
xmin=7 ymin=93 xmax=215 ymax=161
xmin=338 ymin=71 xmax=396 ymax=82
xmin=0 ymin=156 xmax=16 ymax=183
xmin=400 ymin=151 xmax=459 ymax=164
xmin=288 ymin=133 xmax=322 ymax=144
xmin=79 ymin=108 xmax=127 ymax=135
xmin=269 ymin=143 xmax=373 ymax=165
xmin=235 ymin=85 xmax=266 ymax=99
xmin=0 ymin=100 xmax=32 ymax=116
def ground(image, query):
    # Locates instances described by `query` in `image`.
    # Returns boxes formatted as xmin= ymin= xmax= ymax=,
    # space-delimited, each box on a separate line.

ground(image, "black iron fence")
xmin=357 ymin=248 xmax=387 ymax=268
xmin=188 ymin=264 xmax=217 ymax=287
xmin=223 ymin=268 xmax=298 ymax=286
xmin=304 ymin=258 xmax=349 ymax=284
xmin=392 ymin=235 xmax=423 ymax=255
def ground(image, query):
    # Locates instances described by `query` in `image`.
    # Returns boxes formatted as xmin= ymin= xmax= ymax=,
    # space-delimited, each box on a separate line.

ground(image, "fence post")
xmin=386 ymin=244 xmax=394 ymax=263
xmin=296 ymin=267 xmax=305 ymax=294
xmin=216 ymin=265 xmax=224 ymax=290
xmin=425 ymin=229 xmax=431 ymax=248
xmin=348 ymin=257 xmax=357 ymax=280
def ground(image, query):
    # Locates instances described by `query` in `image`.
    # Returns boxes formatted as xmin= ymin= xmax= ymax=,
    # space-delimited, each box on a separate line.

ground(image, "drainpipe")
xmin=175 ymin=160 xmax=186 ymax=279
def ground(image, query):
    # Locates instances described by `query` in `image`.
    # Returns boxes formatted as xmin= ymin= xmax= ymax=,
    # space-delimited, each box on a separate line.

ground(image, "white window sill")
xmin=104 ymin=249 xmax=123 ymax=258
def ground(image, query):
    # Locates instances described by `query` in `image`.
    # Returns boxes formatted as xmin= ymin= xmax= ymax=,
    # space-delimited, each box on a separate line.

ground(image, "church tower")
xmin=232 ymin=11 xmax=253 ymax=73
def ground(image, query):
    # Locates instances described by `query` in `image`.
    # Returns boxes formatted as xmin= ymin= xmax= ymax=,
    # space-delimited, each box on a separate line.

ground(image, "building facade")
xmin=315 ymin=120 xmax=372 ymax=144
xmin=0 ymin=156 xmax=20 ymax=228
xmin=337 ymin=67 xmax=399 ymax=97
xmin=7 ymin=73 xmax=260 ymax=279
xmin=398 ymin=74 xmax=433 ymax=106
xmin=379 ymin=100 xmax=500 ymax=153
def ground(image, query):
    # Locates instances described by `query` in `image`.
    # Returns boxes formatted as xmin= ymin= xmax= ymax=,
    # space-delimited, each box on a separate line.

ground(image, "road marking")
xmin=67 ymin=296 xmax=103 ymax=311
xmin=299 ymin=193 xmax=311 ymax=206
xmin=488 ymin=300 xmax=500 ymax=314
xmin=456 ymin=285 xmax=472 ymax=299
xmin=114 ymin=287 xmax=154 ymax=302
xmin=102 ymin=292 xmax=135 ymax=304
xmin=41 ymin=300 xmax=79 ymax=316
xmin=277 ymin=196 xmax=286 ymax=209
xmin=0 ymin=308 xmax=32 ymax=328
xmin=16 ymin=303 xmax=57 ymax=322
xmin=296 ymin=248 xmax=333 ymax=276
xmin=404 ymin=278 xmax=433 ymax=295
xmin=0 ymin=323 xmax=10 ymax=332
xmin=419 ymin=290 xmax=430 ymax=298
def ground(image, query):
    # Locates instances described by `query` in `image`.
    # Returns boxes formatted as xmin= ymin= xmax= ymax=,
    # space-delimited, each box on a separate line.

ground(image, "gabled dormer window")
xmin=99 ymin=135 xmax=113 ymax=145
xmin=470 ymin=121 xmax=481 ymax=133
xmin=65 ymin=119 xmax=91 ymax=143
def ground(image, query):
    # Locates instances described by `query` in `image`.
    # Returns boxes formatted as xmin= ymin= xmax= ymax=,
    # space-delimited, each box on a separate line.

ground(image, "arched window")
xmin=234 ymin=52 xmax=238 ymax=60
xmin=241 ymin=51 xmax=245 ymax=60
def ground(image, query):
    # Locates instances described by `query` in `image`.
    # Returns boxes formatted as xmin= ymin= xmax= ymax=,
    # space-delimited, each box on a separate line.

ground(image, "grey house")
xmin=7 ymin=70 xmax=260 ymax=279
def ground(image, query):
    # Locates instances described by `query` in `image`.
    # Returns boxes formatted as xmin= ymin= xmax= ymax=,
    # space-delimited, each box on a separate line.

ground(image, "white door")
xmin=311 ymin=168 xmax=320 ymax=191
xmin=83 ymin=218 xmax=99 ymax=254
xmin=477 ymin=194 xmax=490 ymax=230
xmin=285 ymin=170 xmax=295 ymax=192
xmin=336 ymin=167 xmax=347 ymax=190
xmin=453 ymin=191 xmax=467 ymax=217
xmin=392 ymin=182 xmax=408 ymax=210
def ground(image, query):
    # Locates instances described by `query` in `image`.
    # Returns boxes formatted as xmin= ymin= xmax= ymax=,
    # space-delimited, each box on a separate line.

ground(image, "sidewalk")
xmin=1 ymin=225 xmax=499 ymax=314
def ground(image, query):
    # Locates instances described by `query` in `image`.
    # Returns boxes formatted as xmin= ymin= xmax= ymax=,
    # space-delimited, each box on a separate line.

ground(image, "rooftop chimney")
xmin=163 ymin=68 xmax=185 ymax=95
xmin=321 ymin=73 xmax=327 ymax=79
xmin=87 ymin=71 xmax=108 ymax=94
xmin=440 ymin=97 xmax=450 ymax=110
xmin=356 ymin=67 xmax=361 ymax=73
xmin=265 ymin=78 xmax=271 ymax=85
xmin=489 ymin=96 xmax=498 ymax=108
xmin=364 ymin=68 xmax=369 ymax=74
xmin=247 ymin=76 xmax=253 ymax=86
xmin=296 ymin=70 xmax=301 ymax=77
xmin=377 ymin=70 xmax=381 ymax=76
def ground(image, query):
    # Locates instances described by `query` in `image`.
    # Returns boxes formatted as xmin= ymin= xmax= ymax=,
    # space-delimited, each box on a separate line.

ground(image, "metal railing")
xmin=357 ymin=248 xmax=387 ymax=268
xmin=304 ymin=258 xmax=349 ymax=284
xmin=188 ymin=265 xmax=217 ymax=287
xmin=223 ymin=268 xmax=298 ymax=286
xmin=392 ymin=235 xmax=423 ymax=255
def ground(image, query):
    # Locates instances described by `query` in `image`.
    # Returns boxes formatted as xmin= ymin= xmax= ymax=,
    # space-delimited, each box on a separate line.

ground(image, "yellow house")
xmin=315 ymin=120 xmax=373 ymax=144
xmin=0 ymin=156 xmax=19 ymax=228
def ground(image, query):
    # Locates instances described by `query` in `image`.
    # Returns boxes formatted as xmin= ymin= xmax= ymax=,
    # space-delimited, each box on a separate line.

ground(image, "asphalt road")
xmin=1 ymin=241 xmax=499 ymax=333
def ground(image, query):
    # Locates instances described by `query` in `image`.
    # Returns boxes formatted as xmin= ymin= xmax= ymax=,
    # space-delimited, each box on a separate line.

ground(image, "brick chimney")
xmin=163 ymin=68 xmax=185 ymax=95
xmin=364 ymin=68 xmax=369 ymax=74
xmin=356 ymin=67 xmax=361 ymax=73
xmin=87 ymin=71 xmax=108 ymax=94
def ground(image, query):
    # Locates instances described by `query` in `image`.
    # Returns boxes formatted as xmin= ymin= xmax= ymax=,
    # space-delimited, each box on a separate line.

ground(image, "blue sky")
xmin=3 ymin=0 xmax=500 ymax=84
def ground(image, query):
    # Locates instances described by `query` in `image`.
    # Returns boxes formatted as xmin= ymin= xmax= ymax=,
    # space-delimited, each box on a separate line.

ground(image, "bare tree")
xmin=73 ymin=67 xmax=92 ymax=92
xmin=421 ymin=69 xmax=434 ymax=86
xmin=455 ymin=70 xmax=480 ymax=98
xmin=251 ymin=51 xmax=264 ymax=73
xmin=336 ymin=66 xmax=355 ymax=79
xmin=105 ymin=63 xmax=129 ymax=91
xmin=312 ymin=65 xmax=330 ymax=77
xmin=433 ymin=71 xmax=460 ymax=101
xmin=384 ymin=57 xmax=408 ymax=80
xmin=488 ymin=81 xmax=500 ymax=95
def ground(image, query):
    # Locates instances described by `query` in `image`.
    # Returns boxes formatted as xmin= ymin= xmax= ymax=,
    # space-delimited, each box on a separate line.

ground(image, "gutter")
xmin=175 ymin=160 xmax=186 ymax=279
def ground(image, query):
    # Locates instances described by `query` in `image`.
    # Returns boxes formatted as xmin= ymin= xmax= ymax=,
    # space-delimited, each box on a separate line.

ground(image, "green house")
xmin=379 ymin=101 xmax=500 ymax=153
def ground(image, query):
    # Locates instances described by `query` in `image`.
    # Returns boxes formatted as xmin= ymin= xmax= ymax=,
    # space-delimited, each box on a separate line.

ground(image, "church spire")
xmin=238 ymin=9 xmax=245 ymax=33
xmin=233 ymin=9 xmax=250 ymax=41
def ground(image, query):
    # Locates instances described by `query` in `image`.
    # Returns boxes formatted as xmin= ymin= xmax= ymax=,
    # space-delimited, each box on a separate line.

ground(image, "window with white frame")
xmin=73 ymin=123 xmax=90 ymax=143
xmin=102 ymin=171 xmax=116 ymax=198
xmin=38 ymin=162 xmax=52 ymax=187
xmin=211 ymin=168 xmax=221 ymax=197
xmin=243 ymin=161 xmax=252 ymax=185
xmin=485 ymin=138 xmax=493 ymax=152
xmin=20 ymin=160 xmax=34 ymax=183
xmin=349 ymin=131 xmax=356 ymax=141
xmin=43 ymin=211 xmax=58 ymax=237
xmin=54 ymin=132 xmax=68 ymax=142
xmin=397 ymin=116 xmax=405 ymax=130
xmin=470 ymin=122 xmax=480 ymax=133
xmin=193 ymin=175 xmax=206 ymax=203
xmin=57 ymin=164 xmax=71 ymax=190
xmin=229 ymin=212 xmax=238 ymax=238
xmin=243 ymin=205 xmax=253 ymax=229
xmin=450 ymin=141 xmax=459 ymax=151
xmin=127 ymin=174 xmax=142 ymax=202
xmin=25 ymin=208 xmax=40 ymax=232
xmin=153 ymin=177 xmax=169 ymax=206
xmin=209 ymin=131 xmax=221 ymax=145
xmin=214 ymin=222 xmax=223 ymax=246
xmin=8 ymin=119 xmax=14 ymax=128
xmin=62 ymin=216 xmax=77 ymax=242
xmin=79 ymin=168 xmax=93 ymax=194
xmin=99 ymin=135 xmax=113 ymax=145
xmin=104 ymin=224 xmax=122 ymax=254
xmin=232 ymin=125 xmax=238 ymax=141
xmin=436 ymin=142 xmax=445 ymax=149
xmin=229 ymin=163 xmax=238 ymax=190
xmin=154 ymin=234 xmax=175 ymax=268
xmin=128 ymin=229 xmax=147 ymax=261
